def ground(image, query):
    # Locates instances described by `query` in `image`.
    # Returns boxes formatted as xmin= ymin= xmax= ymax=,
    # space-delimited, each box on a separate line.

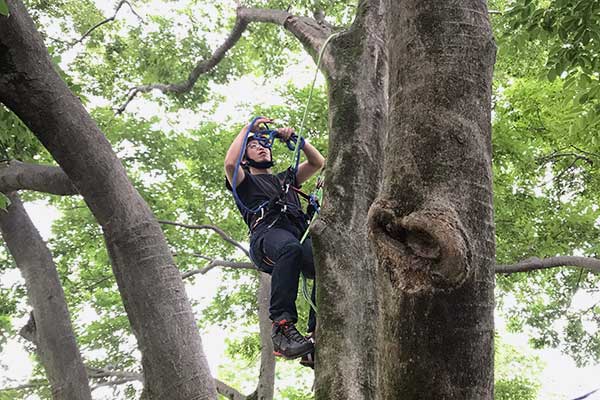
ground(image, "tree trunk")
xmin=0 ymin=192 xmax=92 ymax=400
xmin=314 ymin=0 xmax=496 ymax=398
xmin=0 ymin=2 xmax=216 ymax=399
xmin=256 ymin=273 xmax=275 ymax=400
xmin=312 ymin=1 xmax=387 ymax=398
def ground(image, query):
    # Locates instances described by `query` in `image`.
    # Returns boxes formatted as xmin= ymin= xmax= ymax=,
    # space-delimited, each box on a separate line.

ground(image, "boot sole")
xmin=273 ymin=346 xmax=313 ymax=360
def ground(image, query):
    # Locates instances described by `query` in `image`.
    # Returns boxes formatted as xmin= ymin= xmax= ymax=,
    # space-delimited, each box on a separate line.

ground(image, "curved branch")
xmin=0 ymin=160 xmax=77 ymax=195
xmin=117 ymin=6 xmax=334 ymax=113
xmin=71 ymin=0 xmax=143 ymax=47
xmin=496 ymin=256 xmax=600 ymax=274
xmin=158 ymin=219 xmax=249 ymax=258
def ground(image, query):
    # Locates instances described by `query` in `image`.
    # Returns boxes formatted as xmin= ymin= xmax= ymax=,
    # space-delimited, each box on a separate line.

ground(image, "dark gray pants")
xmin=250 ymin=225 xmax=316 ymax=332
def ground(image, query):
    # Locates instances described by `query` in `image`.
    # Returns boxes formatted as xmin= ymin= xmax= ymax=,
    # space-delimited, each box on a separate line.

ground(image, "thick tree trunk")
xmin=369 ymin=1 xmax=496 ymax=398
xmin=0 ymin=2 xmax=216 ymax=399
xmin=0 ymin=193 xmax=92 ymax=400
xmin=314 ymin=0 xmax=496 ymax=399
xmin=312 ymin=1 xmax=387 ymax=398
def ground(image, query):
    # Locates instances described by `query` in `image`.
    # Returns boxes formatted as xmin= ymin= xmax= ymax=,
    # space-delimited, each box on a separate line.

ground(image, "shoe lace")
xmin=281 ymin=323 xmax=305 ymax=343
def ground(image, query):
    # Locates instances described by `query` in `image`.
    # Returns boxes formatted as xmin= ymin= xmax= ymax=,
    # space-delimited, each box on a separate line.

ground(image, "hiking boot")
xmin=271 ymin=320 xmax=314 ymax=359
xmin=299 ymin=333 xmax=315 ymax=369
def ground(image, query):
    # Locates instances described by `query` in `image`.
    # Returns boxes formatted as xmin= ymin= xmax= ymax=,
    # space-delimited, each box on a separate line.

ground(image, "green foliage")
xmin=505 ymin=0 xmax=600 ymax=80
xmin=0 ymin=193 xmax=9 ymax=211
xmin=0 ymin=0 xmax=8 ymax=16
xmin=500 ymin=0 xmax=600 ymax=131
xmin=278 ymin=386 xmax=315 ymax=400
xmin=0 ymin=106 xmax=44 ymax=161
xmin=201 ymin=274 xmax=259 ymax=328
xmin=0 ymin=288 xmax=17 ymax=351
xmin=494 ymin=338 xmax=542 ymax=399
xmin=225 ymin=329 xmax=261 ymax=360
xmin=491 ymin=0 xmax=600 ymax=367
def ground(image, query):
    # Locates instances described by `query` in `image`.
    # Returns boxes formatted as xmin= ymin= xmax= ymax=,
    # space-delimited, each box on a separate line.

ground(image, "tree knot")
xmin=367 ymin=199 xmax=471 ymax=293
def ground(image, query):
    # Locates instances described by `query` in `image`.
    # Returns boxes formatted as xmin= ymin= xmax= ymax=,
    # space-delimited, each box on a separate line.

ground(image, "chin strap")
xmin=245 ymin=158 xmax=274 ymax=169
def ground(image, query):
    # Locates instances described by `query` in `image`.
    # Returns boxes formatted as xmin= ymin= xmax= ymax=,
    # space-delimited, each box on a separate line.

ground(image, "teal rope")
xmin=291 ymin=31 xmax=341 ymax=169
xmin=296 ymin=31 xmax=341 ymax=314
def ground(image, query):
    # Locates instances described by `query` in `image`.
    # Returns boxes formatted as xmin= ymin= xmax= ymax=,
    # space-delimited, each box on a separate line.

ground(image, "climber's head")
xmin=244 ymin=134 xmax=273 ymax=169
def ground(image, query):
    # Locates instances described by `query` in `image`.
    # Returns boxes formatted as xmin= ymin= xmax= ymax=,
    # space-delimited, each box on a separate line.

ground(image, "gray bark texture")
xmin=256 ymin=273 xmax=275 ymax=400
xmin=0 ymin=192 xmax=92 ymax=400
xmin=0 ymin=1 xmax=216 ymax=399
xmin=311 ymin=1 xmax=387 ymax=398
xmin=0 ymin=160 xmax=77 ymax=195
xmin=313 ymin=0 xmax=496 ymax=399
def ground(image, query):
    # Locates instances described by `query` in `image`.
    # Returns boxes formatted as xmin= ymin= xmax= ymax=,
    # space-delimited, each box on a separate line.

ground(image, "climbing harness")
xmin=231 ymin=31 xmax=341 ymax=313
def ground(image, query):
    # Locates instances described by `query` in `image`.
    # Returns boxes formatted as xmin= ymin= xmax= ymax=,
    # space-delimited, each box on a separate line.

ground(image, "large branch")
xmin=0 ymin=160 xmax=77 ymax=195
xmin=496 ymin=256 xmax=600 ymax=274
xmin=117 ymin=6 xmax=334 ymax=113
xmin=0 ymin=380 xmax=48 ymax=392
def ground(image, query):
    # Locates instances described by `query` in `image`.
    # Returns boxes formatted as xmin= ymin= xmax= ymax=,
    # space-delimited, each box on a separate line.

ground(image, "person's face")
xmin=246 ymin=141 xmax=271 ymax=162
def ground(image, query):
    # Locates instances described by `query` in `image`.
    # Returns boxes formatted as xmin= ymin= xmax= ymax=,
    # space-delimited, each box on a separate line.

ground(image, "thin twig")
xmin=158 ymin=219 xmax=249 ymax=258
xmin=181 ymin=259 xmax=256 ymax=279
xmin=71 ymin=0 xmax=143 ymax=47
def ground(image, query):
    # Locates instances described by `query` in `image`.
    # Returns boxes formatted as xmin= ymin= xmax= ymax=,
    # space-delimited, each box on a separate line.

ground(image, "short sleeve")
xmin=225 ymin=172 xmax=251 ymax=192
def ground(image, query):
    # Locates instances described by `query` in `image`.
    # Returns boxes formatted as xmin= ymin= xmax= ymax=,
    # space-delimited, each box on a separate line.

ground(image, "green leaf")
xmin=0 ymin=0 xmax=8 ymax=17
xmin=0 ymin=193 xmax=10 ymax=210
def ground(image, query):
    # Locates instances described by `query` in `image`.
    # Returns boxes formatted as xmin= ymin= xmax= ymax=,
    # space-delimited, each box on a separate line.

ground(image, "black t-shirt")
xmin=226 ymin=169 xmax=303 ymax=232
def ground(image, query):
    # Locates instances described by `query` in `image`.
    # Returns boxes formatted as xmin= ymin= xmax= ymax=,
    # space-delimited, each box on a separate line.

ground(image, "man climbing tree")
xmin=224 ymin=116 xmax=324 ymax=364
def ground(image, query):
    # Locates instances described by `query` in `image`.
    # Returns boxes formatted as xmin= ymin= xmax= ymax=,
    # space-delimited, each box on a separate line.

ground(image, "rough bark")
xmin=311 ymin=1 xmax=387 ymax=398
xmin=0 ymin=160 xmax=77 ymax=195
xmin=0 ymin=1 xmax=216 ymax=399
xmin=256 ymin=273 xmax=275 ymax=400
xmin=369 ymin=0 xmax=496 ymax=398
xmin=0 ymin=192 xmax=92 ymax=400
xmin=314 ymin=0 xmax=496 ymax=398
